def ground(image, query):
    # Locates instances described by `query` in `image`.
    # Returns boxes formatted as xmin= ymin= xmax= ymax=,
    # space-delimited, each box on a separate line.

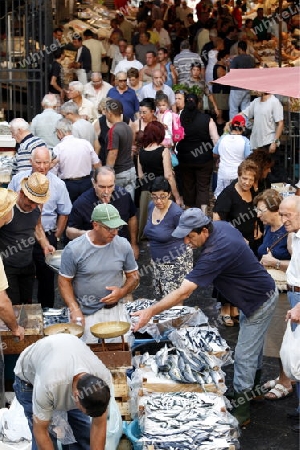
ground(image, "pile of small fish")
xmin=134 ymin=345 xmax=224 ymax=386
xmin=169 ymin=325 xmax=229 ymax=353
xmin=137 ymin=392 xmax=239 ymax=449
xmin=125 ymin=299 xmax=200 ymax=322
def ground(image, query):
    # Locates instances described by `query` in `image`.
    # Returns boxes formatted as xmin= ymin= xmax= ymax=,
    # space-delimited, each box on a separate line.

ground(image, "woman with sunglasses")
xmin=143 ymin=176 xmax=193 ymax=299
xmin=254 ymin=189 xmax=292 ymax=400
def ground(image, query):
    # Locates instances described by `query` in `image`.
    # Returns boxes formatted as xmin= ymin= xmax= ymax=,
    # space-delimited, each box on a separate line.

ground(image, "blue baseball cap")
xmin=172 ymin=208 xmax=211 ymax=238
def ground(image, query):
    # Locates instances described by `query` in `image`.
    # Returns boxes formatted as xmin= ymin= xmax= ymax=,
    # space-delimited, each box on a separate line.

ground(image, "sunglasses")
xmin=99 ymin=223 xmax=123 ymax=232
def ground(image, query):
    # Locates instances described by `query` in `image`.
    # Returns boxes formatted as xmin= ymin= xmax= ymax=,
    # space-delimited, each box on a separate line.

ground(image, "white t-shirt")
xmin=14 ymin=334 xmax=113 ymax=420
xmin=213 ymin=134 xmax=251 ymax=180
xmin=243 ymin=95 xmax=283 ymax=149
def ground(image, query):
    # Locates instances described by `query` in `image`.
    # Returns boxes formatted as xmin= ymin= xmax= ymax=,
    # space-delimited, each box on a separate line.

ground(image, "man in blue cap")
xmin=132 ymin=208 xmax=278 ymax=427
xmin=59 ymin=203 xmax=139 ymax=343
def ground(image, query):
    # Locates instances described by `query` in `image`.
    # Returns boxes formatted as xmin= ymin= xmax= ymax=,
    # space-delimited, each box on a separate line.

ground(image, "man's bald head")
xmin=279 ymin=195 xmax=300 ymax=233
xmin=31 ymin=147 xmax=52 ymax=175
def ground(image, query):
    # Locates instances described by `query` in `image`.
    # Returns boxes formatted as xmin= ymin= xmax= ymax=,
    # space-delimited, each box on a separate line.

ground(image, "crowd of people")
xmin=0 ymin=0 xmax=299 ymax=447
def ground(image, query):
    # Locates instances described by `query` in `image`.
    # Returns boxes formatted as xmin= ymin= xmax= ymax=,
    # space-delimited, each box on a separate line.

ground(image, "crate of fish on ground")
xmin=128 ymin=344 xmax=227 ymax=412
xmin=125 ymin=298 xmax=208 ymax=340
xmin=168 ymin=324 xmax=233 ymax=364
xmin=111 ymin=369 xmax=131 ymax=422
xmin=124 ymin=391 xmax=240 ymax=450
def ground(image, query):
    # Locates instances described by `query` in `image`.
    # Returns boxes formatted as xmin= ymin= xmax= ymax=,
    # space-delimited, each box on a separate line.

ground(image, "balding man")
xmin=84 ymin=72 xmax=112 ymax=109
xmin=30 ymin=94 xmax=62 ymax=150
xmin=66 ymin=166 xmax=138 ymax=259
xmin=279 ymin=195 xmax=300 ymax=433
xmin=9 ymin=147 xmax=72 ymax=308
xmin=139 ymin=69 xmax=176 ymax=110
xmin=9 ymin=118 xmax=47 ymax=176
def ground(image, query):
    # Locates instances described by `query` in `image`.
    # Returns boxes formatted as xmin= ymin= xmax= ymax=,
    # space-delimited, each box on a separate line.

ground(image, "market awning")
xmin=211 ymin=67 xmax=300 ymax=98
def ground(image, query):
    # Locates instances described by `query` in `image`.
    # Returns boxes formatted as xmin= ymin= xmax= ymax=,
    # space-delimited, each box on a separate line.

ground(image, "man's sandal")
xmin=220 ymin=315 xmax=234 ymax=327
xmin=264 ymin=383 xmax=293 ymax=400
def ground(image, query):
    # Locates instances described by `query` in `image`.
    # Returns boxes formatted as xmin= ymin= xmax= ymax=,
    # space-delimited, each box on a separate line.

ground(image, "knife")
xmin=14 ymin=304 xmax=28 ymax=341
xmin=18 ymin=304 xmax=28 ymax=328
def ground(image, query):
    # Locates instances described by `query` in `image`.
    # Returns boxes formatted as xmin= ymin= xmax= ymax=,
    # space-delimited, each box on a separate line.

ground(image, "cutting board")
xmin=0 ymin=304 xmax=44 ymax=354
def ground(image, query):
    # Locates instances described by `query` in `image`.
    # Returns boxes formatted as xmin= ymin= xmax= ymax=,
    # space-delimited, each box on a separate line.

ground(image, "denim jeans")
xmin=287 ymin=291 xmax=300 ymax=411
xmin=229 ymin=90 xmax=251 ymax=123
xmin=233 ymin=288 xmax=278 ymax=393
xmin=115 ymin=166 xmax=136 ymax=201
xmin=13 ymin=376 xmax=90 ymax=450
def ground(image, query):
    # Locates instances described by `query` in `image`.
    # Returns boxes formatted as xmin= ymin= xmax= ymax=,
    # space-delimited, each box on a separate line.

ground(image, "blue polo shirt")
xmin=67 ymin=186 xmax=136 ymax=241
xmin=186 ymin=221 xmax=275 ymax=317
xmin=107 ymin=87 xmax=139 ymax=121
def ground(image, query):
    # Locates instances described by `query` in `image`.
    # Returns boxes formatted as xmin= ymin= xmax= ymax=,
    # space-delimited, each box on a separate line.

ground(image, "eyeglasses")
xmin=254 ymin=207 xmax=268 ymax=214
xmin=151 ymin=194 xmax=169 ymax=201
xmin=118 ymin=79 xmax=127 ymax=82
xmin=99 ymin=223 xmax=123 ymax=232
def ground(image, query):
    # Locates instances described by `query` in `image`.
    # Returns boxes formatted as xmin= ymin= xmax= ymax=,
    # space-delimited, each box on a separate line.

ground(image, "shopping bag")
xmin=280 ymin=319 xmax=300 ymax=381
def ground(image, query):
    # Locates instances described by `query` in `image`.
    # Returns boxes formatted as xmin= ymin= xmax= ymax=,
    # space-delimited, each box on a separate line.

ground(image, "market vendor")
xmin=13 ymin=334 xmax=121 ymax=450
xmin=58 ymin=203 xmax=139 ymax=343
xmin=132 ymin=208 xmax=278 ymax=427
xmin=0 ymin=188 xmax=25 ymax=407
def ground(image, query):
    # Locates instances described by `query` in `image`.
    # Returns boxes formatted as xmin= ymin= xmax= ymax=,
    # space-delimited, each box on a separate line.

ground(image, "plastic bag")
xmin=0 ymin=397 xmax=31 ymax=442
xmin=280 ymin=320 xmax=300 ymax=381
xmin=49 ymin=411 xmax=76 ymax=445
xmin=105 ymin=397 xmax=123 ymax=450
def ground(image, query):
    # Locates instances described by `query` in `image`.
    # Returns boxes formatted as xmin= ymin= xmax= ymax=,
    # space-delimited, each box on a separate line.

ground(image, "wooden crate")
xmin=141 ymin=379 xmax=224 ymax=394
xmin=117 ymin=436 xmax=132 ymax=450
xmin=0 ymin=304 xmax=44 ymax=355
xmin=111 ymin=370 xmax=131 ymax=421
xmin=89 ymin=343 xmax=131 ymax=369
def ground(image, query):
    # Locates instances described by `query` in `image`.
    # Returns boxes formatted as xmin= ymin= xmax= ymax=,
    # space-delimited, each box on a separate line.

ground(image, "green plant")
xmin=173 ymin=83 xmax=204 ymax=97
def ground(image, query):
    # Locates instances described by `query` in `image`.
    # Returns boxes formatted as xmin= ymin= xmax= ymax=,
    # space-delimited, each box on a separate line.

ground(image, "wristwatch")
xmin=273 ymin=138 xmax=280 ymax=146
xmin=275 ymin=260 xmax=281 ymax=269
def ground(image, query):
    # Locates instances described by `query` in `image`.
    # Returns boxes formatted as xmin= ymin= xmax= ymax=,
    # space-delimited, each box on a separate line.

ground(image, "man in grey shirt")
xmin=59 ymin=203 xmax=139 ymax=342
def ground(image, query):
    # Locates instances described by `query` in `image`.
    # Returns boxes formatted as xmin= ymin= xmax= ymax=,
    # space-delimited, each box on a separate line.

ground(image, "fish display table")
xmin=0 ymin=304 xmax=44 ymax=354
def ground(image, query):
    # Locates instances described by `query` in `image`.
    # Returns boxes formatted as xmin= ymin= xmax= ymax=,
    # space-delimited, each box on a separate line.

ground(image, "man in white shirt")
xmin=53 ymin=118 xmax=101 ymax=202
xmin=66 ymin=81 xmax=98 ymax=122
xmin=114 ymin=45 xmax=143 ymax=74
xmin=84 ymin=72 xmax=112 ymax=109
xmin=280 ymin=195 xmax=300 ymax=433
xmin=83 ymin=29 xmax=107 ymax=73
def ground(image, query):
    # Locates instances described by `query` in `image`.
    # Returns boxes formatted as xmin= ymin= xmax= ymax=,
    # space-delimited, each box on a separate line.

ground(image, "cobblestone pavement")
xmin=51 ymin=240 xmax=299 ymax=450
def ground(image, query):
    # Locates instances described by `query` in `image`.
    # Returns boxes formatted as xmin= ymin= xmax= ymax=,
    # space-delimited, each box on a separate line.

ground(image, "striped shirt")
xmin=12 ymin=133 xmax=46 ymax=176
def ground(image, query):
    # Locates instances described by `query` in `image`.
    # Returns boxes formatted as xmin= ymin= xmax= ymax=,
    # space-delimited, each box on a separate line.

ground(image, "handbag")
xmin=169 ymin=149 xmax=179 ymax=168
xmin=280 ymin=320 xmax=300 ymax=381
xmin=264 ymin=232 xmax=288 ymax=291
